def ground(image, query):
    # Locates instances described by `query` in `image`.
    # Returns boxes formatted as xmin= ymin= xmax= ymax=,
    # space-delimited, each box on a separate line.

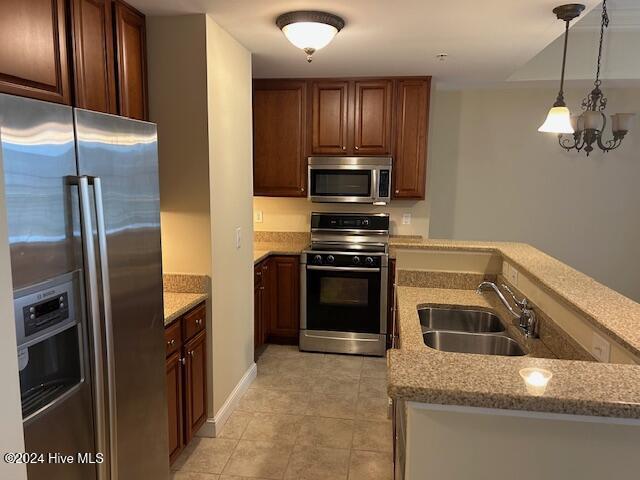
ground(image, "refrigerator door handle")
xmin=91 ymin=176 xmax=118 ymax=480
xmin=73 ymin=175 xmax=109 ymax=480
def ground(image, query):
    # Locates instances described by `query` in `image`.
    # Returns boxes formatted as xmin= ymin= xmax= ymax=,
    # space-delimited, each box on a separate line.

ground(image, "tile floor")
xmin=171 ymin=344 xmax=392 ymax=480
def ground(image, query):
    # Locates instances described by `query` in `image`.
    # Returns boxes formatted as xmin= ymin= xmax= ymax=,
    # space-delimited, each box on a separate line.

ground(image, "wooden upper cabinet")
xmin=113 ymin=0 xmax=148 ymax=120
xmin=353 ymin=80 xmax=393 ymax=155
xmin=0 ymin=0 xmax=71 ymax=104
xmin=311 ymin=80 xmax=349 ymax=154
xmin=253 ymin=80 xmax=307 ymax=197
xmin=393 ymin=78 xmax=430 ymax=199
xmin=70 ymin=0 xmax=117 ymax=114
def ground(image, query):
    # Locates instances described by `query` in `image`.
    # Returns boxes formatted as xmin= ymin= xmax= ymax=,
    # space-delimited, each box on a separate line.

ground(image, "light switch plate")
xmin=255 ymin=210 xmax=263 ymax=223
xmin=402 ymin=213 xmax=411 ymax=225
xmin=591 ymin=332 xmax=611 ymax=362
xmin=235 ymin=227 xmax=241 ymax=249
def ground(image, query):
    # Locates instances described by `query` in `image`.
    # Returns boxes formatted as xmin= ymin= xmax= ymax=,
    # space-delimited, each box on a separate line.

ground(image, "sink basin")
xmin=418 ymin=307 xmax=506 ymax=334
xmin=423 ymin=331 xmax=527 ymax=357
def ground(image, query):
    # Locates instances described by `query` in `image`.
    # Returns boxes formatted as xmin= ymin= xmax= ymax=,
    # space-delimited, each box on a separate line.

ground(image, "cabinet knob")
xmin=188 ymin=350 xmax=194 ymax=357
xmin=342 ymin=146 xmax=346 ymax=150
xmin=180 ymin=357 xmax=186 ymax=366
xmin=196 ymin=318 xmax=203 ymax=326
xmin=301 ymin=187 xmax=305 ymax=193
xmin=355 ymin=146 xmax=359 ymax=150
xmin=167 ymin=339 xmax=175 ymax=346
xmin=395 ymin=190 xmax=399 ymax=194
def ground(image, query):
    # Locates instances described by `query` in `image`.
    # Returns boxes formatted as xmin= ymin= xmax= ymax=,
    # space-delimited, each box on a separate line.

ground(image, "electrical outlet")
xmin=255 ymin=210 xmax=263 ymax=223
xmin=507 ymin=265 xmax=519 ymax=286
xmin=591 ymin=332 xmax=611 ymax=362
xmin=235 ymin=227 xmax=241 ymax=249
xmin=502 ymin=262 xmax=510 ymax=278
xmin=402 ymin=213 xmax=411 ymax=225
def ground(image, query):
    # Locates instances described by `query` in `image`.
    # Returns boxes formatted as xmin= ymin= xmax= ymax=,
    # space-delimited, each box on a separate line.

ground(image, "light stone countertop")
xmin=389 ymin=238 xmax=640 ymax=359
xmin=253 ymin=240 xmax=309 ymax=264
xmin=388 ymin=286 xmax=640 ymax=419
xmin=163 ymin=292 xmax=208 ymax=327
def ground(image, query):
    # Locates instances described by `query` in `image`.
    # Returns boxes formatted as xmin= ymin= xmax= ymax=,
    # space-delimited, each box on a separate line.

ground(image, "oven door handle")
xmin=306 ymin=265 xmax=380 ymax=273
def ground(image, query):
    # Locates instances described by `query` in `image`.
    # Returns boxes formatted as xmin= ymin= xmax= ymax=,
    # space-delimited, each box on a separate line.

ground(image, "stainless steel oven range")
xmin=300 ymin=212 xmax=389 ymax=356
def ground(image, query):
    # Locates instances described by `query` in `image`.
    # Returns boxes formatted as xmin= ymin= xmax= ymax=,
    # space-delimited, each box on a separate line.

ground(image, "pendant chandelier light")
xmin=538 ymin=4 xmax=585 ymax=134
xmin=557 ymin=0 xmax=635 ymax=155
xmin=276 ymin=11 xmax=345 ymax=63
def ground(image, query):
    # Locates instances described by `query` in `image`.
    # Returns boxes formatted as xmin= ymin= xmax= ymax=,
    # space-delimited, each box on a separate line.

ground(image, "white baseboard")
xmin=197 ymin=362 xmax=257 ymax=438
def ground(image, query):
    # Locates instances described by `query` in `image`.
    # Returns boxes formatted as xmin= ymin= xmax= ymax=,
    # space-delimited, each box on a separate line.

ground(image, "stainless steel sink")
xmin=423 ymin=331 xmax=527 ymax=357
xmin=418 ymin=307 xmax=506 ymax=334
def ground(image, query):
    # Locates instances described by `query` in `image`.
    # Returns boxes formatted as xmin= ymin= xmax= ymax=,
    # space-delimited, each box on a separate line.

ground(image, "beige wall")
xmin=428 ymin=86 xmax=640 ymax=302
xmin=0 ymin=141 xmax=27 ymax=479
xmin=406 ymin=403 xmax=640 ymax=480
xmin=147 ymin=15 xmax=212 ymax=276
xmin=205 ymin=15 xmax=255 ymax=415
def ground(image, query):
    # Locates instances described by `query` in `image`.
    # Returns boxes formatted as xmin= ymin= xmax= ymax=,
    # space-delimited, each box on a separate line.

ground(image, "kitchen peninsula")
xmin=387 ymin=239 xmax=640 ymax=480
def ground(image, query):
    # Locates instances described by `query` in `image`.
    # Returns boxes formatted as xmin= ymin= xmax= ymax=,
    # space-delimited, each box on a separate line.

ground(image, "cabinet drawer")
xmin=183 ymin=304 xmax=206 ymax=341
xmin=165 ymin=320 xmax=182 ymax=357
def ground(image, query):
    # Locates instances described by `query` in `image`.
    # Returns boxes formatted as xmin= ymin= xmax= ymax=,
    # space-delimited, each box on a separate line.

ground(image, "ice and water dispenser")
xmin=14 ymin=271 xmax=84 ymax=419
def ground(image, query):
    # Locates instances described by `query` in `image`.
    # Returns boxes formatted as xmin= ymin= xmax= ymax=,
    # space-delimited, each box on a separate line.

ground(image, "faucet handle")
xmin=501 ymin=284 xmax=527 ymax=309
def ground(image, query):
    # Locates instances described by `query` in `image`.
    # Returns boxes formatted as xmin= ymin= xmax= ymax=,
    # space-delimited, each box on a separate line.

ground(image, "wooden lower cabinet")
xmin=165 ymin=301 xmax=207 ymax=465
xmin=254 ymin=255 xmax=300 ymax=350
xmin=165 ymin=351 xmax=183 ymax=464
xmin=267 ymin=256 xmax=300 ymax=344
xmin=184 ymin=329 xmax=207 ymax=443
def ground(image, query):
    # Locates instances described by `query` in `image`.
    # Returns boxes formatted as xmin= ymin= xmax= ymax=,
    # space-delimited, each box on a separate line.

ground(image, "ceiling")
xmin=128 ymin=0 xmax=603 ymax=86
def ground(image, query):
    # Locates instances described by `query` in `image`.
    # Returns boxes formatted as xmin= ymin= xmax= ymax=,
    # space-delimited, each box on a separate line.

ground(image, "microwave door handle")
xmin=73 ymin=176 xmax=109 ymax=480
xmin=371 ymin=169 xmax=378 ymax=202
xmin=91 ymin=177 xmax=118 ymax=480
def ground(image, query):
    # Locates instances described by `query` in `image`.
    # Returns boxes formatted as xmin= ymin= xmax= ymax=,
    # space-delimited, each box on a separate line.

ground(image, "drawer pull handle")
xmin=196 ymin=319 xmax=203 ymax=326
xmin=167 ymin=339 xmax=175 ymax=346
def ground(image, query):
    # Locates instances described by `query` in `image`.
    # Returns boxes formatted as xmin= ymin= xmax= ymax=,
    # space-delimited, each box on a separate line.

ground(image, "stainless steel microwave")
xmin=308 ymin=156 xmax=392 ymax=204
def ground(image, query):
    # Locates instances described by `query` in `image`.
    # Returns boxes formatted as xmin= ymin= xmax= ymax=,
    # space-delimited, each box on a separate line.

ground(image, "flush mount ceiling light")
xmin=538 ymin=4 xmax=585 ymax=134
xmin=276 ymin=10 xmax=345 ymax=63
xmin=558 ymin=0 xmax=635 ymax=155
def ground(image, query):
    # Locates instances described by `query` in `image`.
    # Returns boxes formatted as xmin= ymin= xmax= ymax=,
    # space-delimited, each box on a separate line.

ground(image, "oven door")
xmin=308 ymin=166 xmax=375 ymax=203
xmin=305 ymin=265 xmax=382 ymax=334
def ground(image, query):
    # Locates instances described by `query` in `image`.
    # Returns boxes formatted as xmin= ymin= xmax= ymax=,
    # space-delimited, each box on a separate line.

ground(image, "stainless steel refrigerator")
xmin=0 ymin=93 xmax=169 ymax=480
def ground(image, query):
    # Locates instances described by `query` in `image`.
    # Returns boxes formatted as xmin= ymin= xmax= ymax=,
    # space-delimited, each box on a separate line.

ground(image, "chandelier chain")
xmin=594 ymin=0 xmax=609 ymax=87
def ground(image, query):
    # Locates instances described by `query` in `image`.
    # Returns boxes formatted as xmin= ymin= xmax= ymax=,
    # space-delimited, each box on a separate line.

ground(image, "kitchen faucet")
xmin=476 ymin=282 xmax=539 ymax=338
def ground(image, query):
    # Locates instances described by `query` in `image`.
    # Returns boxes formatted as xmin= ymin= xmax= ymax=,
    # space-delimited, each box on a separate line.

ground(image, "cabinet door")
xmin=113 ymin=0 xmax=148 ymax=120
xmin=353 ymin=80 xmax=393 ymax=155
xmin=393 ymin=78 xmax=430 ymax=199
xmin=184 ymin=330 xmax=207 ymax=442
xmin=254 ymin=263 xmax=264 ymax=349
xmin=311 ymin=81 xmax=349 ymax=154
xmin=166 ymin=351 xmax=184 ymax=464
xmin=267 ymin=256 xmax=300 ymax=344
xmin=253 ymin=80 xmax=307 ymax=196
xmin=0 ymin=0 xmax=71 ymax=104
xmin=70 ymin=0 xmax=117 ymax=113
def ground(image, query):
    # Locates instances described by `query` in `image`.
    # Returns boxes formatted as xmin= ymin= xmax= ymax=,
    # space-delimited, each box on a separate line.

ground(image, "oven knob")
xmin=352 ymin=256 xmax=361 ymax=265
xmin=313 ymin=255 xmax=322 ymax=264
xmin=327 ymin=255 xmax=335 ymax=264
xmin=365 ymin=256 xmax=374 ymax=265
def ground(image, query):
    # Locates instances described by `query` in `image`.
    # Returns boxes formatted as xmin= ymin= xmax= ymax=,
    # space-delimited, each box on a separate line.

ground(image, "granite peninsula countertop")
xmin=389 ymin=238 xmax=640 ymax=360
xmin=387 ymin=285 xmax=640 ymax=419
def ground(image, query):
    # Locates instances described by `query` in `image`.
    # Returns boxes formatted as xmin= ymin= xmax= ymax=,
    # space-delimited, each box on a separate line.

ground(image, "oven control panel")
xmin=305 ymin=252 xmax=385 ymax=268
xmin=311 ymin=213 xmax=389 ymax=232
